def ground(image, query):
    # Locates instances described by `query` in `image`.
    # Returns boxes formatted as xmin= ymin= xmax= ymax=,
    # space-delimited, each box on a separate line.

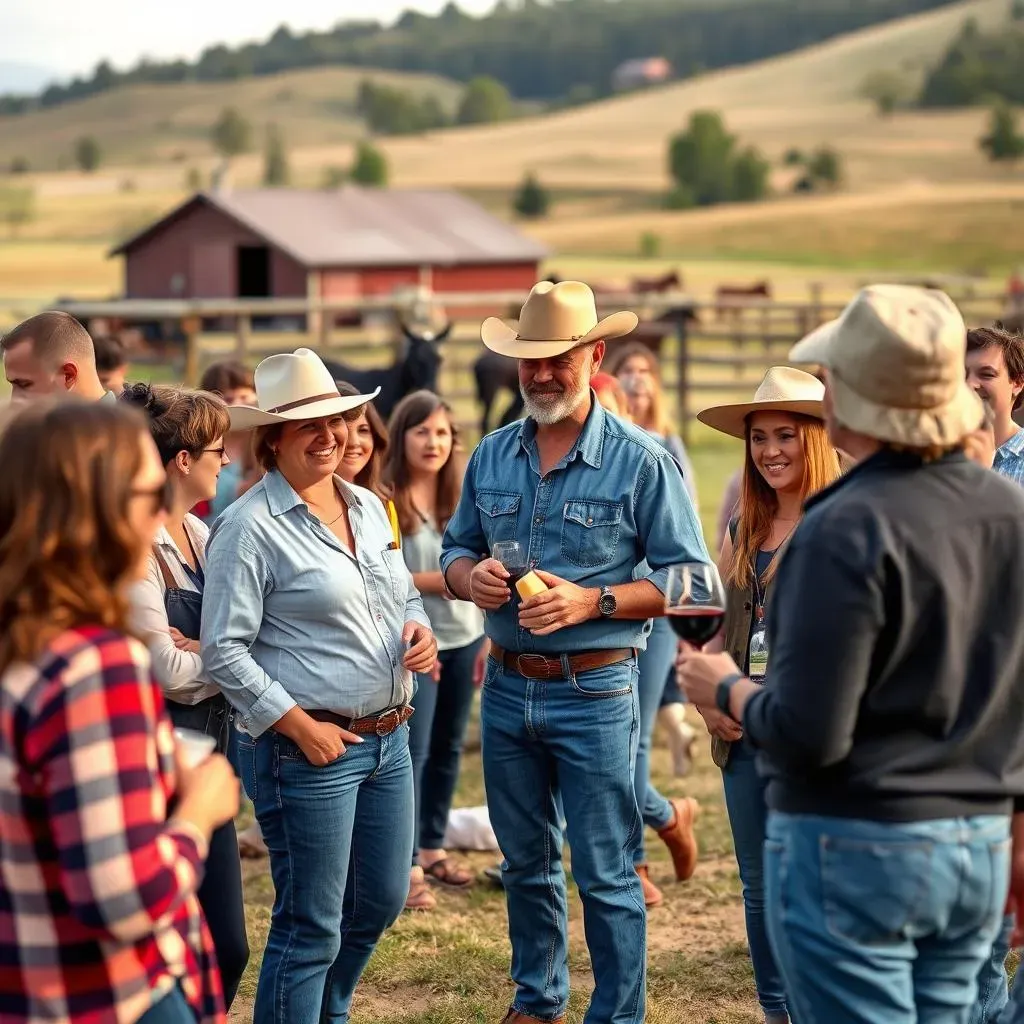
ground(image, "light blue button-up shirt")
xmin=201 ymin=469 xmax=429 ymax=737
xmin=440 ymin=397 xmax=708 ymax=654
xmin=994 ymin=429 xmax=1024 ymax=487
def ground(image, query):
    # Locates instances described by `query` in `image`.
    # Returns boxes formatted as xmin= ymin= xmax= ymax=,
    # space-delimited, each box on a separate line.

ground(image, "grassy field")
xmin=227 ymin=438 xmax=751 ymax=1024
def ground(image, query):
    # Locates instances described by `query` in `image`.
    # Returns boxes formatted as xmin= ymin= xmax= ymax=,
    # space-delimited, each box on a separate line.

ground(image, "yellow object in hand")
xmin=515 ymin=570 xmax=548 ymax=600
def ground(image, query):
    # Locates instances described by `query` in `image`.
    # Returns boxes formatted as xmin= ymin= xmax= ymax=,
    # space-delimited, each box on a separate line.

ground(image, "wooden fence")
xmin=58 ymin=286 xmax=1013 ymax=444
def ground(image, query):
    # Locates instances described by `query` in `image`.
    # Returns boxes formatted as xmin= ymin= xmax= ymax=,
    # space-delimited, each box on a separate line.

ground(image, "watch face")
xmin=599 ymin=591 xmax=616 ymax=615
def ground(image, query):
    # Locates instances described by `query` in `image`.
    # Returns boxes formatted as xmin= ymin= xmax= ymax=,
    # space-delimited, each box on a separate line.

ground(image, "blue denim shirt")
xmin=440 ymin=397 xmax=707 ymax=654
xmin=201 ymin=469 xmax=429 ymax=737
xmin=993 ymin=429 xmax=1024 ymax=487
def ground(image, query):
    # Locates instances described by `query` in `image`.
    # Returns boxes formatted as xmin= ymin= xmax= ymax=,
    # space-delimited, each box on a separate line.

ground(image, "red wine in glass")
xmin=667 ymin=607 xmax=726 ymax=646
xmin=492 ymin=541 xmax=527 ymax=590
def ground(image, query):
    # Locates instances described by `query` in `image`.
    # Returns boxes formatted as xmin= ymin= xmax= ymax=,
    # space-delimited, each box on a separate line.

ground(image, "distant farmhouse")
xmin=112 ymin=186 xmax=547 ymax=303
xmin=612 ymin=57 xmax=673 ymax=93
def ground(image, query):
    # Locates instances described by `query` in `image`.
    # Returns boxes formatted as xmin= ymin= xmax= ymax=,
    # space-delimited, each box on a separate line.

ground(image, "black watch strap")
xmin=715 ymin=672 xmax=745 ymax=719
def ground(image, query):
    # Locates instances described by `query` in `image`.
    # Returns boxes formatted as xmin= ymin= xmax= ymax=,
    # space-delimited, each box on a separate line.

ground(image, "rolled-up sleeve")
xmin=634 ymin=450 xmax=708 ymax=594
xmin=200 ymin=526 xmax=296 ymax=737
xmin=440 ymin=447 xmax=487 ymax=575
xmin=742 ymin=531 xmax=883 ymax=769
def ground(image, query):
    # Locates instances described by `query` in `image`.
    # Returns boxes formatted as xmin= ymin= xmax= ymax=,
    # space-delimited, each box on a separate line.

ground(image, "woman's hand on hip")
xmin=403 ymin=622 xmax=438 ymax=674
xmin=695 ymin=704 xmax=743 ymax=742
xmin=299 ymin=719 xmax=364 ymax=766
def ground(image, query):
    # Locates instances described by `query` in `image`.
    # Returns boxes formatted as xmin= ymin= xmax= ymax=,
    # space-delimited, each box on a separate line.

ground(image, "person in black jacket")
xmin=679 ymin=284 xmax=1024 ymax=1024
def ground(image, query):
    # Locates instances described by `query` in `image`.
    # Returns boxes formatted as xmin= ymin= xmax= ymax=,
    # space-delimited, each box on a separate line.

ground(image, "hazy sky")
xmin=1 ymin=0 xmax=498 ymax=79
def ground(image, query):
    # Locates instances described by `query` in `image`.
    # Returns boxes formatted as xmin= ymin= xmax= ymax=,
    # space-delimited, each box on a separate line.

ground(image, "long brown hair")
xmin=0 ymin=401 xmax=151 ymax=672
xmin=728 ymin=413 xmax=841 ymax=590
xmin=337 ymin=382 xmax=392 ymax=504
xmin=605 ymin=342 xmax=675 ymax=437
xmin=384 ymin=390 xmax=463 ymax=536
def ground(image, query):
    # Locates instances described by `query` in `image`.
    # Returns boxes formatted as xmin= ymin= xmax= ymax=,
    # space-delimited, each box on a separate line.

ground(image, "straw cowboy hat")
xmin=228 ymin=348 xmax=380 ymax=430
xmin=697 ymin=366 xmax=825 ymax=439
xmin=789 ymin=284 xmax=982 ymax=447
xmin=481 ymin=280 xmax=638 ymax=359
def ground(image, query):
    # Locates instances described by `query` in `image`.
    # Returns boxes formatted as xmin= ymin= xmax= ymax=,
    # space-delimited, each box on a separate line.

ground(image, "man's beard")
xmin=521 ymin=378 xmax=589 ymax=425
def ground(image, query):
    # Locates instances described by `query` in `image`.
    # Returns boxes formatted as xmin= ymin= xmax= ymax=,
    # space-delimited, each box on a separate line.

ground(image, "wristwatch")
xmin=715 ymin=672 xmax=745 ymax=720
xmin=598 ymin=586 xmax=617 ymax=617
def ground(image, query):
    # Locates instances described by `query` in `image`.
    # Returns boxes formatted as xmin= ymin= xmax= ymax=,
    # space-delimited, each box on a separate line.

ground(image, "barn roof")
xmin=110 ymin=187 xmax=549 ymax=268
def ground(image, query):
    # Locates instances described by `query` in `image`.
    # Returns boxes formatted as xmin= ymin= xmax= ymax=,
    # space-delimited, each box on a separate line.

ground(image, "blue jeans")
xmin=481 ymin=654 xmax=645 ymax=1024
xmin=998 ymin=945 xmax=1024 ymax=1024
xmin=765 ymin=812 xmax=1011 ymax=1024
xmin=137 ymin=985 xmax=193 ymax=1024
xmin=237 ymin=725 xmax=414 ymax=1024
xmin=409 ymin=636 xmax=485 ymax=860
xmin=972 ymin=914 xmax=1014 ymax=1024
xmin=721 ymin=741 xmax=787 ymax=1018
xmin=633 ymin=618 xmax=675 ymax=864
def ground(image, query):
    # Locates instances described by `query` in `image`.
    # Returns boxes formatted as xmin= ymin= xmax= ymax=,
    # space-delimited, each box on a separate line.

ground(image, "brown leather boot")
xmin=655 ymin=796 xmax=700 ymax=881
xmin=500 ymin=1010 xmax=565 ymax=1024
xmin=636 ymin=864 xmax=663 ymax=908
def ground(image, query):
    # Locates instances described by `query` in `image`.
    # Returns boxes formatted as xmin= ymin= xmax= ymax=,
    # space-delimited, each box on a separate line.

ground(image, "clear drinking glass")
xmin=664 ymin=562 xmax=726 ymax=648
xmin=492 ymin=540 xmax=527 ymax=585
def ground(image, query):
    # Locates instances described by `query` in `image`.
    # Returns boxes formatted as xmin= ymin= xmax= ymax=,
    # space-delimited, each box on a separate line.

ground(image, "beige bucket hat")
xmin=481 ymin=280 xmax=638 ymax=359
xmin=789 ymin=284 xmax=982 ymax=447
xmin=227 ymin=348 xmax=380 ymax=429
xmin=697 ymin=366 xmax=824 ymax=439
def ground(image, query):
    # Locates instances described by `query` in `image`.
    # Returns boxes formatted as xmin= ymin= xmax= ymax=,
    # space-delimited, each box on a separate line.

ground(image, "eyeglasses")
xmin=202 ymin=447 xmax=227 ymax=459
xmin=131 ymin=477 xmax=173 ymax=515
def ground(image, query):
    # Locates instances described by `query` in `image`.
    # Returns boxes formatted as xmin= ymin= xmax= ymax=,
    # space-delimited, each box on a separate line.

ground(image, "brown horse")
xmin=632 ymin=270 xmax=682 ymax=294
xmin=715 ymin=280 xmax=772 ymax=321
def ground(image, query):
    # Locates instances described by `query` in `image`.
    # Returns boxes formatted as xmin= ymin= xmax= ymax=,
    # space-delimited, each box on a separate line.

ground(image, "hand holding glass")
xmin=492 ymin=540 xmax=527 ymax=584
xmin=665 ymin=562 xmax=726 ymax=648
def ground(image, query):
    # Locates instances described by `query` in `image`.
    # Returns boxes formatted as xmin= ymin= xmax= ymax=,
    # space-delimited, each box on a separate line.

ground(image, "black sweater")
xmin=744 ymin=448 xmax=1024 ymax=821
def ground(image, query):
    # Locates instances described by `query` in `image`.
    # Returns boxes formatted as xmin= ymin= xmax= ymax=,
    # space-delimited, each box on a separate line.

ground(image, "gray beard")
xmin=521 ymin=383 xmax=588 ymax=425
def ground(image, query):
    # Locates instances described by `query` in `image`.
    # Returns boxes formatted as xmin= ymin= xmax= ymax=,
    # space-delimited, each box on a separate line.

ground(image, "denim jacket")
xmin=440 ymin=397 xmax=707 ymax=654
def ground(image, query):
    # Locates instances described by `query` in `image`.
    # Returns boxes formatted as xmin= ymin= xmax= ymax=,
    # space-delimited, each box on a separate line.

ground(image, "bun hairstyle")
xmin=121 ymin=382 xmax=230 ymax=468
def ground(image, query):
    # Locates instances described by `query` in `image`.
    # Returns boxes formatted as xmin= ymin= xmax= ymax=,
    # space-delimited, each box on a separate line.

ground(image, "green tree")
xmin=211 ymin=107 xmax=251 ymax=158
xmin=262 ymin=123 xmax=290 ymax=185
xmin=1013 ymin=0 xmax=1024 ymax=20
xmin=808 ymin=146 xmax=843 ymax=188
xmin=457 ymin=76 xmax=512 ymax=125
xmin=782 ymin=147 xmax=805 ymax=166
xmin=732 ymin=146 xmax=771 ymax=202
xmin=0 ymin=187 xmax=35 ymax=237
xmin=350 ymin=141 xmax=388 ymax=186
xmin=667 ymin=110 xmax=737 ymax=206
xmin=980 ymin=100 xmax=1024 ymax=162
xmin=74 ymin=136 xmax=102 ymax=172
xmin=860 ymin=70 xmax=910 ymax=116
xmin=513 ymin=172 xmax=549 ymax=218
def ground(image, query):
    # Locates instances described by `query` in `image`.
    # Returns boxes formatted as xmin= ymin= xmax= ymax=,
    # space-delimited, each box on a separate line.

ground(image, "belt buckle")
xmin=375 ymin=709 xmax=400 ymax=736
xmin=515 ymin=653 xmax=550 ymax=679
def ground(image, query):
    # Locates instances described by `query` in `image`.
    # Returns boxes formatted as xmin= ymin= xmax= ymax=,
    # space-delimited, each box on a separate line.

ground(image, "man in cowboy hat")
xmin=678 ymin=284 xmax=1024 ymax=1024
xmin=441 ymin=281 xmax=707 ymax=1024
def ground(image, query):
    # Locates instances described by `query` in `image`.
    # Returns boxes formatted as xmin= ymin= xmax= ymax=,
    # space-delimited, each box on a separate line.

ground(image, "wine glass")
xmin=492 ymin=540 xmax=527 ymax=584
xmin=665 ymin=562 xmax=726 ymax=648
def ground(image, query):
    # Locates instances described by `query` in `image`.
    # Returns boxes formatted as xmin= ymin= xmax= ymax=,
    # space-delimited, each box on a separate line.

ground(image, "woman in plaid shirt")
xmin=0 ymin=400 xmax=239 ymax=1024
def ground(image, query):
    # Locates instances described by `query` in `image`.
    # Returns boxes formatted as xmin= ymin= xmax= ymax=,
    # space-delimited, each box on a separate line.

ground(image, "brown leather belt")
xmin=489 ymin=642 xmax=635 ymax=681
xmin=307 ymin=706 xmax=414 ymax=736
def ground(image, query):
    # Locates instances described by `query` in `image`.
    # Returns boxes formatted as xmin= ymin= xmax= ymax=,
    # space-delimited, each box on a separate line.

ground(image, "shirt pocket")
xmin=560 ymin=499 xmax=623 ymax=568
xmin=474 ymin=490 xmax=521 ymax=549
xmin=382 ymin=547 xmax=409 ymax=604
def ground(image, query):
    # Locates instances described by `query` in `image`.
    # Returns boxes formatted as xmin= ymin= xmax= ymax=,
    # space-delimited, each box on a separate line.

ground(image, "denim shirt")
xmin=440 ymin=397 xmax=707 ymax=654
xmin=993 ymin=429 xmax=1024 ymax=487
xmin=201 ymin=469 xmax=430 ymax=737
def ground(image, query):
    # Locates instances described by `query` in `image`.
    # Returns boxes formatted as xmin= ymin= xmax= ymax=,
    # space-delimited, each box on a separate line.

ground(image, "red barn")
xmin=111 ymin=186 xmax=548 ymax=304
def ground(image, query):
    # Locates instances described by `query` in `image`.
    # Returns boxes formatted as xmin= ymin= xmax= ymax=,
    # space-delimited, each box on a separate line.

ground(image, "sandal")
xmin=405 ymin=877 xmax=436 ymax=911
xmin=422 ymin=856 xmax=474 ymax=889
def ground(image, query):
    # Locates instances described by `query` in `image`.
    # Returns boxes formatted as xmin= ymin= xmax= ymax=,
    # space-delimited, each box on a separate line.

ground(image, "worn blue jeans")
xmin=237 ymin=726 xmax=414 ymax=1024
xmin=765 ymin=812 xmax=1010 ymax=1024
xmin=482 ymin=654 xmax=645 ymax=1024
xmin=409 ymin=636 xmax=485 ymax=860
xmin=998 ymin=947 xmax=1024 ymax=1023
xmin=633 ymin=617 xmax=675 ymax=864
xmin=721 ymin=741 xmax=787 ymax=1018
xmin=971 ymin=914 xmax=1014 ymax=1024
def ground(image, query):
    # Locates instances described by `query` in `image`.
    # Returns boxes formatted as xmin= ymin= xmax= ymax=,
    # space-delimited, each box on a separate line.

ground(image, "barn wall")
xmin=123 ymin=203 xmax=306 ymax=299
xmin=432 ymin=262 xmax=541 ymax=292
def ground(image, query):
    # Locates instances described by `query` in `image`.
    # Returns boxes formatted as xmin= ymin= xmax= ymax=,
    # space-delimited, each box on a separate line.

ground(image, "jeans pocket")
xmin=236 ymin=734 xmax=257 ymax=804
xmin=560 ymin=499 xmax=623 ymax=568
xmin=570 ymin=663 xmax=634 ymax=699
xmin=820 ymin=835 xmax=933 ymax=944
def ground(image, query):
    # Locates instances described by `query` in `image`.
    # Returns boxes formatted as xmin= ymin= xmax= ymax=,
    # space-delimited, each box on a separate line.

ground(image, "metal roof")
xmin=111 ymin=187 xmax=549 ymax=268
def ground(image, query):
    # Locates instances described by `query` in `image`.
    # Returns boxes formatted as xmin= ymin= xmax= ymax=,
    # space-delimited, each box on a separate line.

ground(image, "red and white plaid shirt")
xmin=0 ymin=626 xmax=225 ymax=1024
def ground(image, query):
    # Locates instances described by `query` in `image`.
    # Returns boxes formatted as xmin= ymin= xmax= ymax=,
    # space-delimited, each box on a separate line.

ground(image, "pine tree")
xmin=513 ymin=172 xmax=549 ymax=218
xmin=350 ymin=141 xmax=388 ymax=186
xmin=980 ymin=101 xmax=1024 ymax=162
xmin=262 ymin=124 xmax=290 ymax=186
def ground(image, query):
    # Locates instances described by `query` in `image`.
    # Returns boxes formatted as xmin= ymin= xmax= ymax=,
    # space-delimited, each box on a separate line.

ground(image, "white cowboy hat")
xmin=227 ymin=348 xmax=380 ymax=429
xmin=697 ymin=366 xmax=825 ymax=439
xmin=481 ymin=280 xmax=638 ymax=359
xmin=789 ymin=284 xmax=982 ymax=447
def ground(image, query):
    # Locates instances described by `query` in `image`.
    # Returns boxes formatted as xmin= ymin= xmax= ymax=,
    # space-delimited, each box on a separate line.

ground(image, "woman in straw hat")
xmin=200 ymin=349 xmax=438 ymax=1024
xmin=692 ymin=366 xmax=843 ymax=1024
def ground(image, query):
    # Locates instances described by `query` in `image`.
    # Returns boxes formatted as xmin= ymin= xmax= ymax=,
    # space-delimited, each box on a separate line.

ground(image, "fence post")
xmin=676 ymin=318 xmax=691 ymax=445
xmin=235 ymin=314 xmax=250 ymax=359
xmin=182 ymin=315 xmax=201 ymax=386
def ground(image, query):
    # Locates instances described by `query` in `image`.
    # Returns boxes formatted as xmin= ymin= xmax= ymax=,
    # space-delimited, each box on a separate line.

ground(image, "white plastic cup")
xmin=174 ymin=727 xmax=217 ymax=768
